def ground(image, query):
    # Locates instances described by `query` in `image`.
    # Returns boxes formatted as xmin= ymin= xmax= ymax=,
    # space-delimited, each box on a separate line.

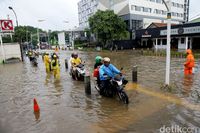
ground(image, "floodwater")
xmin=0 ymin=50 xmax=200 ymax=133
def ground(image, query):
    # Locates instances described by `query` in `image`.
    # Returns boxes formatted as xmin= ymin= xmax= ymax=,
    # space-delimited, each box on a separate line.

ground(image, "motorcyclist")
xmin=70 ymin=53 xmax=82 ymax=80
xmin=71 ymin=53 xmax=82 ymax=67
xmin=99 ymin=57 xmax=121 ymax=95
xmin=28 ymin=50 xmax=34 ymax=61
xmin=94 ymin=56 xmax=103 ymax=69
xmin=93 ymin=56 xmax=103 ymax=86
xmin=51 ymin=53 xmax=60 ymax=79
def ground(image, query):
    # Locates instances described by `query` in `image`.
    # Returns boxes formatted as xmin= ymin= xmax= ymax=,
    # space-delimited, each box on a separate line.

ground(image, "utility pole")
xmin=162 ymin=0 xmax=171 ymax=86
xmin=8 ymin=6 xmax=24 ymax=62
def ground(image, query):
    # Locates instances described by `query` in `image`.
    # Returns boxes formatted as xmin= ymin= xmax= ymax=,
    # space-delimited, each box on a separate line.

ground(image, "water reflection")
xmin=33 ymin=111 xmax=40 ymax=121
xmin=182 ymin=75 xmax=194 ymax=96
xmin=54 ymin=79 xmax=62 ymax=94
xmin=45 ymin=73 xmax=51 ymax=85
xmin=0 ymin=50 xmax=200 ymax=133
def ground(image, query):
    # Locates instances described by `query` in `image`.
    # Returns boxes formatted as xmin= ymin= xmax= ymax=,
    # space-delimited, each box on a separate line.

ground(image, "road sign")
xmin=0 ymin=20 xmax=14 ymax=32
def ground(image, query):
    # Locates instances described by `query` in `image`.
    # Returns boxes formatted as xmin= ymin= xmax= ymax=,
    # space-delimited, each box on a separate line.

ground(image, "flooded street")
xmin=0 ymin=50 xmax=200 ymax=133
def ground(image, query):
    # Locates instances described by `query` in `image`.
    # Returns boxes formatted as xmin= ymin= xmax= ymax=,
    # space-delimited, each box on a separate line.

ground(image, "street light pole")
xmin=37 ymin=20 xmax=45 ymax=52
xmin=37 ymin=28 xmax=40 ymax=51
xmin=162 ymin=0 xmax=171 ymax=86
xmin=8 ymin=6 xmax=23 ymax=62
xmin=63 ymin=21 xmax=69 ymax=48
xmin=8 ymin=7 xmax=18 ymax=27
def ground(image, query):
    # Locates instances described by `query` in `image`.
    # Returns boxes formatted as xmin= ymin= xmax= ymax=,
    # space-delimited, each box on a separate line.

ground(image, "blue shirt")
xmin=99 ymin=64 xmax=120 ymax=80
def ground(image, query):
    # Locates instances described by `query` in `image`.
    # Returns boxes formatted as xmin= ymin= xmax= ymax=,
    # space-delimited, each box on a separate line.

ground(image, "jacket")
xmin=99 ymin=64 xmax=120 ymax=80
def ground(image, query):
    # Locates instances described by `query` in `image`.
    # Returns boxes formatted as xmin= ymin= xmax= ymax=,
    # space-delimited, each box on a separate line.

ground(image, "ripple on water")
xmin=0 ymin=51 xmax=200 ymax=133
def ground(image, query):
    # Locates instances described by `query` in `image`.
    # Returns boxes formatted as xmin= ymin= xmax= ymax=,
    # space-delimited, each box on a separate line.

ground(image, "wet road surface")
xmin=0 ymin=50 xmax=200 ymax=133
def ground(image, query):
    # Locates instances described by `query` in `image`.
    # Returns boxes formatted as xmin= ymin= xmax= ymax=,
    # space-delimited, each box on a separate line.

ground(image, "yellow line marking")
xmin=126 ymin=83 xmax=200 ymax=111
xmin=89 ymin=83 xmax=200 ymax=133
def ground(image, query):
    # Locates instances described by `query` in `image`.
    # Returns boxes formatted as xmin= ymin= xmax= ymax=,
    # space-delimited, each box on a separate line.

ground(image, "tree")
xmin=49 ymin=31 xmax=58 ymax=45
xmin=89 ymin=10 xmax=128 ymax=47
xmin=2 ymin=25 xmax=42 ymax=46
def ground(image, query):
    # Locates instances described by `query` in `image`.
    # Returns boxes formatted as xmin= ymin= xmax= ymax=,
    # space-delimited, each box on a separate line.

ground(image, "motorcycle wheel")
xmin=118 ymin=90 xmax=129 ymax=104
xmin=71 ymin=73 xmax=76 ymax=80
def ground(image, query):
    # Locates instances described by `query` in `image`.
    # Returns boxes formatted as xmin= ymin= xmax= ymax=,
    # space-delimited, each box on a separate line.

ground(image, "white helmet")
xmin=103 ymin=57 xmax=110 ymax=62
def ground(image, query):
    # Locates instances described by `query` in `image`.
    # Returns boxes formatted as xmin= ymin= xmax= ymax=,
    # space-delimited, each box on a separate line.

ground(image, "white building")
xmin=78 ymin=0 xmax=189 ymax=30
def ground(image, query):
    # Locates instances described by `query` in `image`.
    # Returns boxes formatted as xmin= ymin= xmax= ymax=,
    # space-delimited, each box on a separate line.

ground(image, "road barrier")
xmin=84 ymin=75 xmax=91 ymax=95
xmin=132 ymin=66 xmax=137 ymax=82
xmin=65 ymin=59 xmax=68 ymax=69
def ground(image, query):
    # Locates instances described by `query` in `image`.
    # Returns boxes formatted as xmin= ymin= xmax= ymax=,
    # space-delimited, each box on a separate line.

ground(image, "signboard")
xmin=160 ymin=26 xmax=200 ymax=36
xmin=142 ymin=35 xmax=151 ymax=38
xmin=142 ymin=30 xmax=151 ymax=38
xmin=0 ymin=20 xmax=14 ymax=32
xmin=58 ymin=32 xmax=65 ymax=45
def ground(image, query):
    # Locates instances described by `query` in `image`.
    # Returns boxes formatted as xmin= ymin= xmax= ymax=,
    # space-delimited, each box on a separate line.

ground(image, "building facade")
xmin=136 ymin=22 xmax=200 ymax=50
xmin=78 ymin=0 xmax=189 ymax=30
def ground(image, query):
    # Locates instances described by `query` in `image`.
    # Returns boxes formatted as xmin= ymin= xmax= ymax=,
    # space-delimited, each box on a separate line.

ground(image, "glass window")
xmin=135 ymin=6 xmax=141 ymax=11
xmin=131 ymin=5 xmax=135 ymax=10
xmin=158 ymin=39 xmax=161 ymax=45
xmin=154 ymin=9 xmax=161 ymax=14
xmin=180 ymin=4 xmax=184 ymax=8
xmin=181 ymin=38 xmax=185 ymax=43
xmin=143 ymin=7 xmax=151 ymax=13
xmin=162 ymin=10 xmax=167 ymax=15
xmin=162 ymin=39 xmax=167 ymax=45
xmin=156 ymin=0 xmax=161 ymax=3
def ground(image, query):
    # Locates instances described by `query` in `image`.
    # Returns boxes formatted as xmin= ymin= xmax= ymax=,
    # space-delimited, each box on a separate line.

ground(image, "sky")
xmin=0 ymin=0 xmax=200 ymax=31
xmin=0 ymin=0 xmax=80 ymax=31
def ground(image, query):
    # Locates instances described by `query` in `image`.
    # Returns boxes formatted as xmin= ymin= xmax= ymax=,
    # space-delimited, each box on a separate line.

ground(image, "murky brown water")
xmin=0 ymin=50 xmax=200 ymax=133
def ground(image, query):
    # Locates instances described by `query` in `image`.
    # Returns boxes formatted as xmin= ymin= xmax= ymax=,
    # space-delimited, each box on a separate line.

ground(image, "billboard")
xmin=58 ymin=32 xmax=65 ymax=46
xmin=0 ymin=20 xmax=14 ymax=32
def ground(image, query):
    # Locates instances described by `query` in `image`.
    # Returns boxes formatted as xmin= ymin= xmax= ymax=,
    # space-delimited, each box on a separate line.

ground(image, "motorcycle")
xmin=95 ymin=74 xmax=129 ymax=104
xmin=31 ymin=57 xmax=38 ymax=67
xmin=71 ymin=64 xmax=86 ymax=81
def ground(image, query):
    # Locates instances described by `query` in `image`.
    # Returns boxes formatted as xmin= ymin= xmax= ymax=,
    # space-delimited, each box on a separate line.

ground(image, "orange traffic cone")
xmin=33 ymin=98 xmax=40 ymax=112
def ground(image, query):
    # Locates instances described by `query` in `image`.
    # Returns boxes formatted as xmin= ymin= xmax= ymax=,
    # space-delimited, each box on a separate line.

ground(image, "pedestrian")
xmin=184 ymin=49 xmax=195 ymax=75
xmin=51 ymin=54 xmax=60 ymax=79
xmin=44 ymin=52 xmax=51 ymax=73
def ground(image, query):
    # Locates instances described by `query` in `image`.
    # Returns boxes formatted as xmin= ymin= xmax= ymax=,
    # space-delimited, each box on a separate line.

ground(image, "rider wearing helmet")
xmin=70 ymin=53 xmax=82 ymax=80
xmin=93 ymin=56 xmax=103 ymax=86
xmin=71 ymin=53 xmax=82 ymax=67
xmin=99 ymin=57 xmax=121 ymax=95
xmin=94 ymin=56 xmax=103 ymax=69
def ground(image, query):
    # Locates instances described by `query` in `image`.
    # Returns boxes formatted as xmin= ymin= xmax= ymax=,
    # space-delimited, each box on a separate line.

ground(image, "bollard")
xmin=132 ymin=66 xmax=137 ymax=82
xmin=84 ymin=75 xmax=91 ymax=95
xmin=65 ymin=59 xmax=68 ymax=69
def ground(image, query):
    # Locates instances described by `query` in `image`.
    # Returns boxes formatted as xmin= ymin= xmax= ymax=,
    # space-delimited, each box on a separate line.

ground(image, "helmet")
xmin=103 ymin=57 xmax=110 ymax=62
xmin=186 ymin=49 xmax=192 ymax=54
xmin=73 ymin=53 xmax=78 ymax=58
xmin=53 ymin=54 xmax=57 ymax=58
xmin=71 ymin=53 xmax=75 ymax=58
xmin=95 ymin=56 xmax=102 ymax=63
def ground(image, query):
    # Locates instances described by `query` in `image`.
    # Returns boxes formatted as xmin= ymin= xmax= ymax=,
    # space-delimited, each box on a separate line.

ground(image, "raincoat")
xmin=51 ymin=58 xmax=60 ymax=79
xmin=44 ymin=55 xmax=50 ymax=73
xmin=71 ymin=58 xmax=81 ymax=67
xmin=184 ymin=49 xmax=195 ymax=75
